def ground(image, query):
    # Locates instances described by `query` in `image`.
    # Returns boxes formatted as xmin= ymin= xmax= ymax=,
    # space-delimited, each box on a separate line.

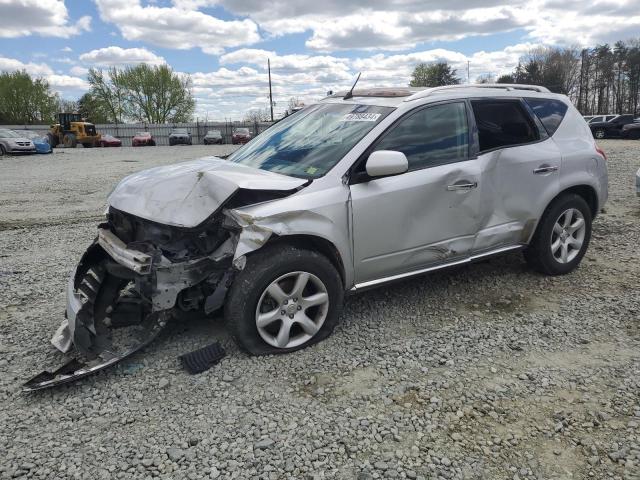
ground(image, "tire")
xmin=150 ymin=140 xmax=156 ymax=146
xmin=225 ymin=244 xmax=344 ymax=355
xmin=63 ymin=133 xmax=77 ymax=148
xmin=594 ymin=129 xmax=606 ymax=139
xmin=0 ymin=144 xmax=5 ymax=156
xmin=82 ymin=142 xmax=93 ymax=148
xmin=629 ymin=130 xmax=640 ymax=140
xmin=524 ymin=193 xmax=592 ymax=275
xmin=47 ymin=133 xmax=58 ymax=148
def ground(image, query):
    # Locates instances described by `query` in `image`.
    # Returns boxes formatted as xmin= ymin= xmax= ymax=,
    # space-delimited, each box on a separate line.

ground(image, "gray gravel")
xmin=1 ymin=141 xmax=639 ymax=480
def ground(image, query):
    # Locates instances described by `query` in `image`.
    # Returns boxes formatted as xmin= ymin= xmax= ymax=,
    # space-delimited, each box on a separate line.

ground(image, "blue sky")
xmin=1 ymin=0 xmax=639 ymax=120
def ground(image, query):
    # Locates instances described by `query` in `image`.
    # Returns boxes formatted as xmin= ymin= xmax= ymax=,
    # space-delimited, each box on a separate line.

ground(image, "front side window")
xmin=228 ymin=103 xmax=393 ymax=179
xmin=524 ymin=98 xmax=568 ymax=136
xmin=471 ymin=100 xmax=539 ymax=152
xmin=373 ymin=102 xmax=469 ymax=171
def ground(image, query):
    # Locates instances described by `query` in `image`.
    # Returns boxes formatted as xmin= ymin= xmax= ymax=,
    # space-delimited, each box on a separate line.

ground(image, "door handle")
xmin=533 ymin=165 xmax=559 ymax=174
xmin=447 ymin=181 xmax=477 ymax=191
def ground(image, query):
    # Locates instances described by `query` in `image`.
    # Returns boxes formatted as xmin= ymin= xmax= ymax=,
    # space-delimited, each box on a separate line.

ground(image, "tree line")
xmin=410 ymin=39 xmax=640 ymax=116
xmin=0 ymin=64 xmax=195 ymax=125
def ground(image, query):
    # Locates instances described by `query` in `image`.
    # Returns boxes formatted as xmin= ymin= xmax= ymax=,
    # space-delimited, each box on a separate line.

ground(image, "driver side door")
xmin=349 ymin=101 xmax=483 ymax=285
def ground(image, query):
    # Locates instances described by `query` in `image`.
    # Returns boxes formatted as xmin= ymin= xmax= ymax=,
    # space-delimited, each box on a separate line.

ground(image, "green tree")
xmin=78 ymin=92 xmax=112 ymax=124
xmin=409 ymin=62 xmax=460 ymax=87
xmin=87 ymin=67 xmax=126 ymax=123
xmin=120 ymin=64 xmax=195 ymax=123
xmin=0 ymin=71 xmax=58 ymax=124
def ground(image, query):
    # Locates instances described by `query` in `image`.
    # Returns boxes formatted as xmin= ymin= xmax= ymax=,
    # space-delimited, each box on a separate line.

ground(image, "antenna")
xmin=343 ymin=72 xmax=361 ymax=100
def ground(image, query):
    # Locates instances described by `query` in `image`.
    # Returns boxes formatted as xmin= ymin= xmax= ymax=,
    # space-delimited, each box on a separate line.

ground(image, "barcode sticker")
xmin=342 ymin=113 xmax=381 ymax=122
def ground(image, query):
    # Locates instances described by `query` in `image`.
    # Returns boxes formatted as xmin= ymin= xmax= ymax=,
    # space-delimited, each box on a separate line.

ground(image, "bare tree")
xmin=243 ymin=108 xmax=271 ymax=123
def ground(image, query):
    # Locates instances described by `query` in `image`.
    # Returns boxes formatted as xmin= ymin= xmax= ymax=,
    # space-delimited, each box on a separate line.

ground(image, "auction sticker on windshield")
xmin=342 ymin=113 xmax=382 ymax=122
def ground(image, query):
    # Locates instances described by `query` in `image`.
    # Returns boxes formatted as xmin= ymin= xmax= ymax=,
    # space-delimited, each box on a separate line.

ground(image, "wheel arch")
xmin=261 ymin=234 xmax=346 ymax=288
xmin=557 ymin=184 xmax=599 ymax=219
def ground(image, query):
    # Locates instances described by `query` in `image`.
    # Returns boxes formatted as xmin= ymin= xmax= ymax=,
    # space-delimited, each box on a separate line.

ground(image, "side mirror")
xmin=366 ymin=150 xmax=409 ymax=177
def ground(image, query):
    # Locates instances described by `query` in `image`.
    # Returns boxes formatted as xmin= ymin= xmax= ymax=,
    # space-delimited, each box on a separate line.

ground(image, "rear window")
xmin=525 ymin=98 xmax=568 ymax=136
xmin=471 ymin=100 xmax=539 ymax=152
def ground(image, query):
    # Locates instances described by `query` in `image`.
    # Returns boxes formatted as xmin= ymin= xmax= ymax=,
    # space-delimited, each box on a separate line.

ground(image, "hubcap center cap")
xmin=286 ymin=303 xmax=298 ymax=315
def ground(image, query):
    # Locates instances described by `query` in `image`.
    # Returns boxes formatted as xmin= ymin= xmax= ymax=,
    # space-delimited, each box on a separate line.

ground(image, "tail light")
xmin=595 ymin=145 xmax=607 ymax=161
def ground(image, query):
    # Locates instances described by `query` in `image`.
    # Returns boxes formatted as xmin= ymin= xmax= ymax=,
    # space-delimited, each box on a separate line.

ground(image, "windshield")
xmin=235 ymin=128 xmax=249 ymax=134
xmin=228 ymin=103 xmax=393 ymax=178
xmin=0 ymin=129 xmax=21 ymax=138
xmin=136 ymin=132 xmax=150 ymax=137
xmin=172 ymin=129 xmax=188 ymax=134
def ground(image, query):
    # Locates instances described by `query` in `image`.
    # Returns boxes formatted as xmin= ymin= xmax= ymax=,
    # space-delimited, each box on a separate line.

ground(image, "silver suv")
xmin=29 ymin=84 xmax=608 ymax=389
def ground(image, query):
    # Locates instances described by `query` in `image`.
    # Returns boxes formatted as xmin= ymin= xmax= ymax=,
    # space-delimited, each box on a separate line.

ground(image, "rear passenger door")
xmin=470 ymin=98 xmax=561 ymax=252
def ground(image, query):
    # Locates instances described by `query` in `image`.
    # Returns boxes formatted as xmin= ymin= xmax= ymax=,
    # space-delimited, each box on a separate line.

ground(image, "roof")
xmin=321 ymin=84 xmax=559 ymax=108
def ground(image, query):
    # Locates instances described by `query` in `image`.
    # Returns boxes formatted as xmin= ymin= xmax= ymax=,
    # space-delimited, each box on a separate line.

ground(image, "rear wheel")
xmin=524 ymin=193 xmax=592 ymax=275
xmin=225 ymin=244 xmax=344 ymax=355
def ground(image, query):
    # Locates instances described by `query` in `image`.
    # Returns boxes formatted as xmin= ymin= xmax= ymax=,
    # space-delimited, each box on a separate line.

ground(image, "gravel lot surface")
xmin=1 ymin=142 xmax=639 ymax=480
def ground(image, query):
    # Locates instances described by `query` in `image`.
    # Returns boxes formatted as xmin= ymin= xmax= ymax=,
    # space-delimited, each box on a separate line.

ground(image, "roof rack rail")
xmin=406 ymin=83 xmax=551 ymax=101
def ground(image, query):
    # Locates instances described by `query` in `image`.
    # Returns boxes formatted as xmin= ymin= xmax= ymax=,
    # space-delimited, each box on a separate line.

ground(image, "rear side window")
xmin=525 ymin=98 xmax=568 ymax=136
xmin=471 ymin=100 xmax=539 ymax=152
xmin=374 ymin=102 xmax=469 ymax=171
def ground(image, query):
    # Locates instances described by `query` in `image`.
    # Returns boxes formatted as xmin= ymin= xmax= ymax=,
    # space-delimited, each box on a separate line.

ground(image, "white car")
xmin=26 ymin=84 xmax=609 ymax=390
xmin=0 ymin=128 xmax=35 ymax=155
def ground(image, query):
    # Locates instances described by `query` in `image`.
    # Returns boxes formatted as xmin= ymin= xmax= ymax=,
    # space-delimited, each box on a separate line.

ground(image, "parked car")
xmin=169 ymin=128 xmax=192 ymax=146
xmin=132 ymin=132 xmax=155 ymax=147
xmin=12 ymin=130 xmax=52 ymax=154
xmin=620 ymin=120 xmax=640 ymax=139
xmin=99 ymin=134 xmax=122 ymax=147
xmin=203 ymin=130 xmax=223 ymax=145
xmin=0 ymin=128 xmax=36 ymax=155
xmin=25 ymin=84 xmax=610 ymax=390
xmin=589 ymin=114 xmax=636 ymax=139
xmin=232 ymin=127 xmax=252 ymax=144
xmin=588 ymin=115 xmax=617 ymax=124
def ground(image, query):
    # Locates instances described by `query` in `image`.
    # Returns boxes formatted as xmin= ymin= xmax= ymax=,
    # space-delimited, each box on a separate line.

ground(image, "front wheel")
xmin=524 ymin=194 xmax=592 ymax=275
xmin=594 ymin=129 xmax=606 ymax=139
xmin=225 ymin=244 xmax=344 ymax=355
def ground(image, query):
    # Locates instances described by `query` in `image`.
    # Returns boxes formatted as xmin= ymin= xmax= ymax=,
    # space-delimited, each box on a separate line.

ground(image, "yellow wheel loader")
xmin=48 ymin=113 xmax=101 ymax=149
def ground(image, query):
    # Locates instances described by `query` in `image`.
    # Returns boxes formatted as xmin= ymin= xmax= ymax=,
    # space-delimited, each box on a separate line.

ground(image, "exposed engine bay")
xmin=23 ymin=157 xmax=314 ymax=390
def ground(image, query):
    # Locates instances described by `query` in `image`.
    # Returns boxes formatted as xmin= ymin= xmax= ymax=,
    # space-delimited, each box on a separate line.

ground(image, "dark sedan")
xmin=169 ymin=128 xmax=192 ymax=146
xmin=621 ymin=121 xmax=640 ymax=139
xmin=590 ymin=114 xmax=636 ymax=139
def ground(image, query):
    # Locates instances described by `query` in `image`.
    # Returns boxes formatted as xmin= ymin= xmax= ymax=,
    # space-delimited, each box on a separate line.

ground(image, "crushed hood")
xmin=108 ymin=157 xmax=307 ymax=228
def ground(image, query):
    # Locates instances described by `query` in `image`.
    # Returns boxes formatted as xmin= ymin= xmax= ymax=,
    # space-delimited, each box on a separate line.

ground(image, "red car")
xmin=232 ymin=127 xmax=252 ymax=144
xmin=99 ymin=134 xmax=122 ymax=147
xmin=132 ymin=131 xmax=156 ymax=147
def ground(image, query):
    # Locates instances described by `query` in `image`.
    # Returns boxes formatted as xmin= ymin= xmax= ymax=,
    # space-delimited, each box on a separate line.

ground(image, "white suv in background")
xmin=27 ymin=84 xmax=608 ymax=390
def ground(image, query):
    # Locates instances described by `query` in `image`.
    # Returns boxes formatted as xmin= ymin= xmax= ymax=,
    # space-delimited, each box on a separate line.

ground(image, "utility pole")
xmin=268 ymin=58 xmax=274 ymax=122
xmin=467 ymin=61 xmax=471 ymax=84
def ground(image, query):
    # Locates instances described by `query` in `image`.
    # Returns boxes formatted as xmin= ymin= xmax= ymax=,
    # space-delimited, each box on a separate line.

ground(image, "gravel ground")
xmin=0 ymin=142 xmax=639 ymax=480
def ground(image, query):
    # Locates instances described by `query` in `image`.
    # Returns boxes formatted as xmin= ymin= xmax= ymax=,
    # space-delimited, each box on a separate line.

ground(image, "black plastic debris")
xmin=179 ymin=342 xmax=226 ymax=374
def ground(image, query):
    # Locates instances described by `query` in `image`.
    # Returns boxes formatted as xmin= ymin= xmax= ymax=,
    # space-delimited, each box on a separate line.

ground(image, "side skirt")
xmin=350 ymin=244 xmax=524 ymax=292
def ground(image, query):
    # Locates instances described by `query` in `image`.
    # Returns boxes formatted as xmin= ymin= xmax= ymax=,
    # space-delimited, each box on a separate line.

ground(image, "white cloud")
xmin=0 ymin=57 xmax=54 ymax=76
xmin=70 ymin=66 xmax=89 ymax=77
xmin=46 ymin=74 xmax=89 ymax=90
xmin=0 ymin=0 xmax=91 ymax=38
xmin=79 ymin=46 xmax=166 ymax=67
xmin=94 ymin=0 xmax=260 ymax=55
xmin=214 ymin=0 xmax=640 ymax=51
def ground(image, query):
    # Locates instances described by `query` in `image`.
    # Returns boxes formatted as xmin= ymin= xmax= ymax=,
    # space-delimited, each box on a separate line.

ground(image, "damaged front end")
xmin=24 ymin=207 xmax=241 ymax=391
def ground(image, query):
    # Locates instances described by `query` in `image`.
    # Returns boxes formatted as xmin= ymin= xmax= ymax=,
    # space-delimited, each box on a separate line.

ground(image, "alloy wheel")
xmin=255 ymin=271 xmax=329 ymax=349
xmin=550 ymin=208 xmax=586 ymax=264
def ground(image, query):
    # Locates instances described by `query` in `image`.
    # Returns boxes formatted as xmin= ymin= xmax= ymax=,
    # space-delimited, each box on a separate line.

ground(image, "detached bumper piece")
xmin=179 ymin=342 xmax=226 ymax=374
xmin=23 ymin=312 xmax=169 ymax=392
